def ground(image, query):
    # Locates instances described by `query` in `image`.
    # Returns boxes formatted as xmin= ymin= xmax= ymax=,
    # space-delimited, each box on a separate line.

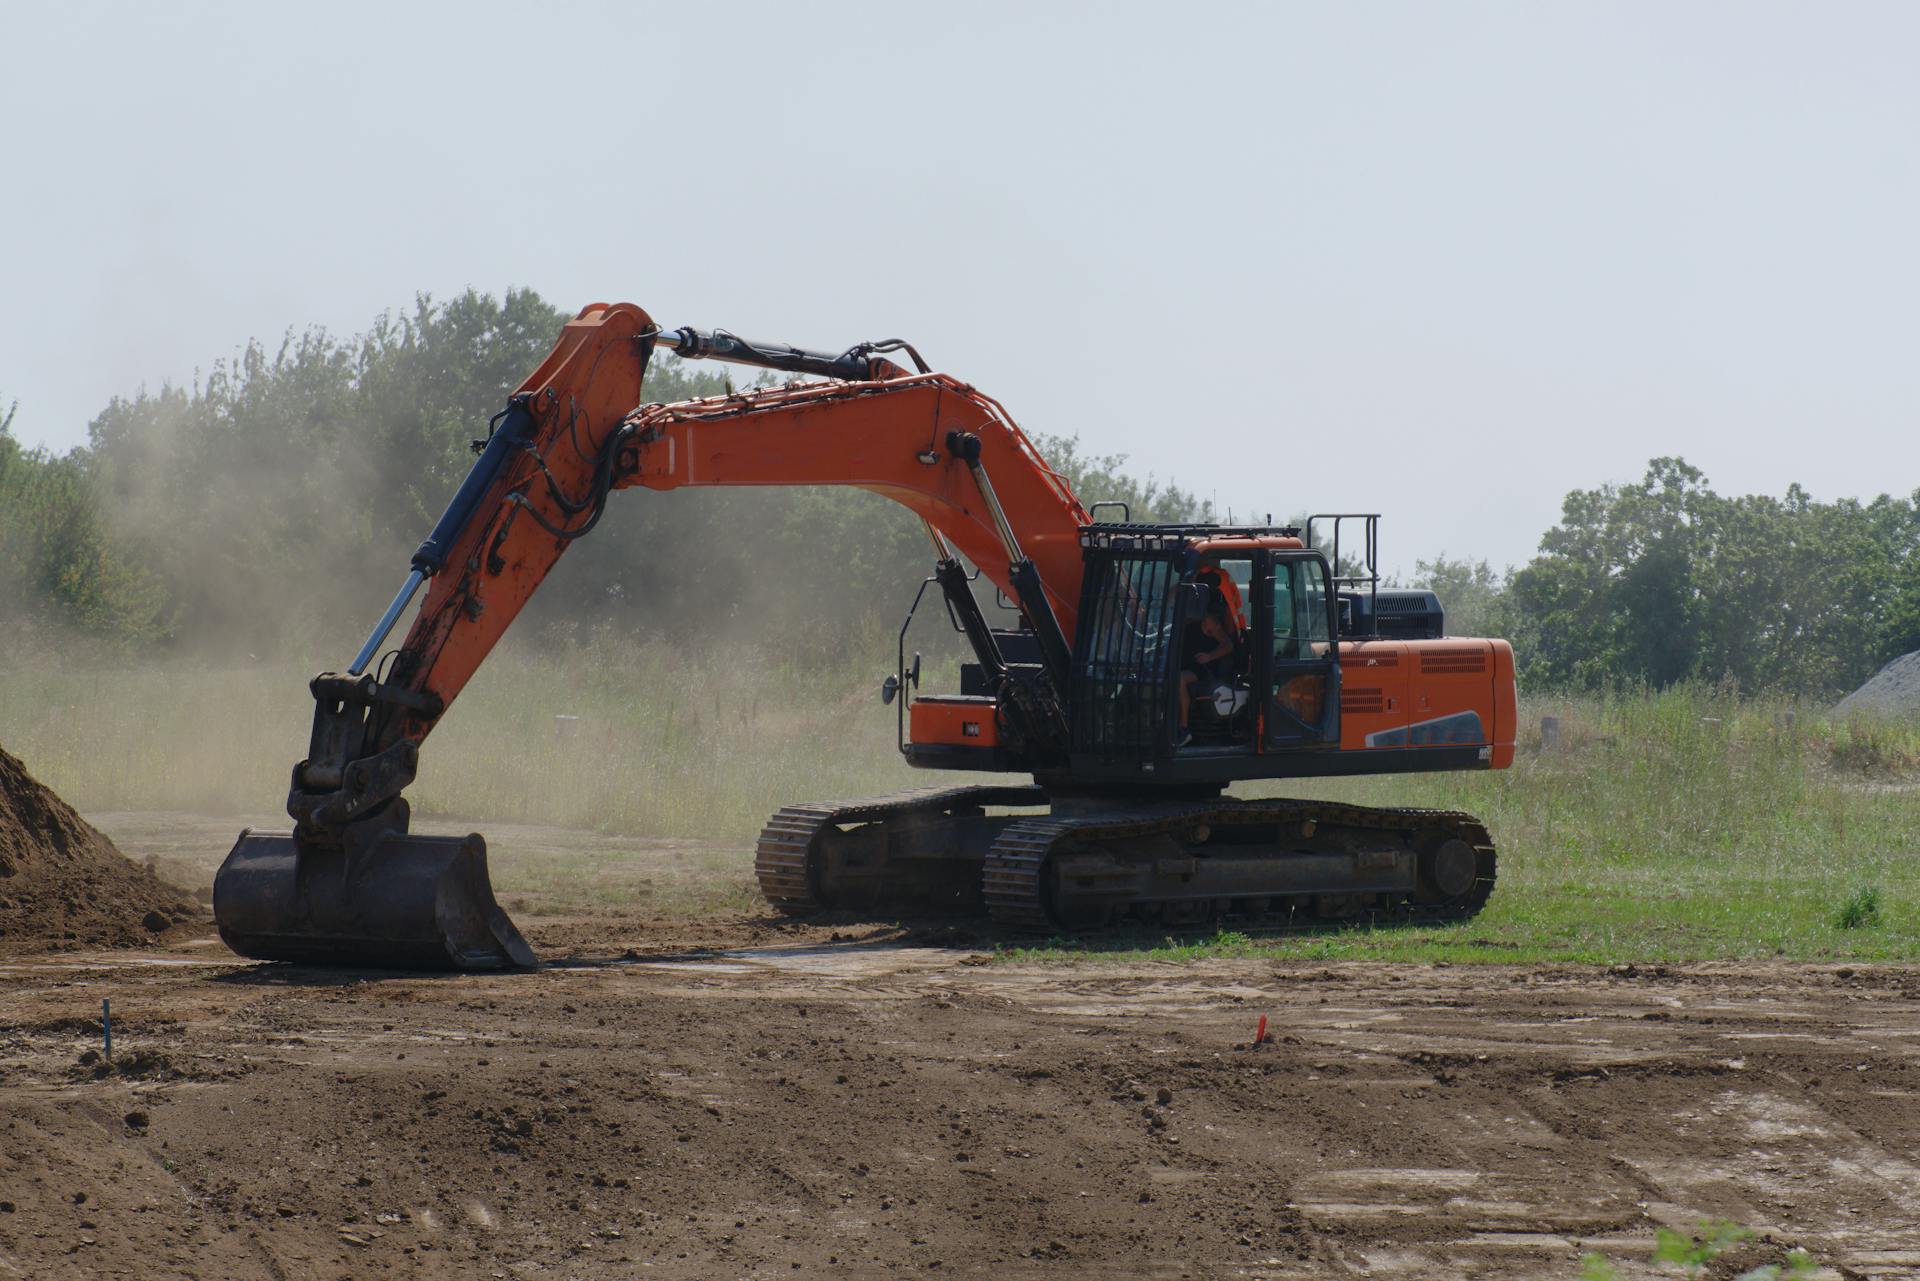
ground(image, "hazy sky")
xmin=3 ymin=2 xmax=1915 ymax=576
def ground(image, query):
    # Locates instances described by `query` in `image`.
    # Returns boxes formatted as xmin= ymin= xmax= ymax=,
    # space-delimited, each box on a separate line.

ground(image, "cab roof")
xmin=1079 ymin=522 xmax=1307 ymax=554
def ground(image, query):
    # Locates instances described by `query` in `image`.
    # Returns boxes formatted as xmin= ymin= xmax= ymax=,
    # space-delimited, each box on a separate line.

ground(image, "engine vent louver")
xmin=1341 ymin=687 xmax=1386 ymax=714
xmin=1418 ymin=647 xmax=1489 ymax=676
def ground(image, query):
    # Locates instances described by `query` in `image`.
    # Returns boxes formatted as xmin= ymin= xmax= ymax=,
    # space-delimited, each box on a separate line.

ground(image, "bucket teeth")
xmin=214 ymin=828 xmax=535 ymax=971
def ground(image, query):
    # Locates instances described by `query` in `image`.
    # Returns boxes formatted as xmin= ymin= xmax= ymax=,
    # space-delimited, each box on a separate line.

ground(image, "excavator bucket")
xmin=213 ymin=828 xmax=535 ymax=970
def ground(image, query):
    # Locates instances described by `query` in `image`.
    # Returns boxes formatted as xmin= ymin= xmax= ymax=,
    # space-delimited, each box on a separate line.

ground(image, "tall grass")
xmin=1224 ymin=684 xmax=1920 ymax=961
xmin=3 ymin=644 xmax=1917 ymax=960
xmin=0 ymin=627 xmax=911 ymax=841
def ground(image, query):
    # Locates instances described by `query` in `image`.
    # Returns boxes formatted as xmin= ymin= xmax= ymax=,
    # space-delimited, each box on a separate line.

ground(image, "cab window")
xmin=1271 ymin=558 xmax=1331 ymax=662
xmin=1298 ymin=558 xmax=1330 ymax=646
xmin=1265 ymin=554 xmax=1336 ymax=744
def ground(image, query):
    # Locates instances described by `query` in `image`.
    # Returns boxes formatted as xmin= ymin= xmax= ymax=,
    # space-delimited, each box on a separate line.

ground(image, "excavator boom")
xmin=214 ymin=303 xmax=1092 ymax=968
xmin=214 ymin=303 xmax=664 ymax=968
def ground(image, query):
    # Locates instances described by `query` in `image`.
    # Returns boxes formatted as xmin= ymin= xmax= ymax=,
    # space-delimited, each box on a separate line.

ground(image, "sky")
xmin=3 ymin=1 xmax=1916 ymax=576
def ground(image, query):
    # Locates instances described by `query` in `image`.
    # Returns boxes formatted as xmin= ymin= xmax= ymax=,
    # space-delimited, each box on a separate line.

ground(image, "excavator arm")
xmin=214 ymin=302 xmax=1089 ymax=969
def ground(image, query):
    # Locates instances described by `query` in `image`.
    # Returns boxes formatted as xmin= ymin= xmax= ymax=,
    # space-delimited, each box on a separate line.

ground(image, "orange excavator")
xmin=213 ymin=302 xmax=1515 ymax=969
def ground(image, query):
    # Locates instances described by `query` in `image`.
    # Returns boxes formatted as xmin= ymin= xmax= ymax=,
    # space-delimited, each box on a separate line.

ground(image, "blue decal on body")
xmin=1365 ymin=711 xmax=1485 ymax=749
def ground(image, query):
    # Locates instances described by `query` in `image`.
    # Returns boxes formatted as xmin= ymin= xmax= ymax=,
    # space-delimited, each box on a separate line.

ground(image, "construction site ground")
xmin=4 ymin=815 xmax=1918 ymax=1280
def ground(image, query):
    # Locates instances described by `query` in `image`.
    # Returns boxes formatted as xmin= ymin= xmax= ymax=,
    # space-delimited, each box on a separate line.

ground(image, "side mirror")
xmin=909 ymin=652 xmax=922 ymax=689
xmin=881 ymin=674 xmax=900 ymax=705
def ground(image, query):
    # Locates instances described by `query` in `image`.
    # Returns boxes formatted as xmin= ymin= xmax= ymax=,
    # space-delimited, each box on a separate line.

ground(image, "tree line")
xmin=3 ymin=289 xmax=1915 ymax=696
xmin=1416 ymin=457 xmax=1920 ymax=696
xmin=2 ymin=289 xmax=1212 ymax=665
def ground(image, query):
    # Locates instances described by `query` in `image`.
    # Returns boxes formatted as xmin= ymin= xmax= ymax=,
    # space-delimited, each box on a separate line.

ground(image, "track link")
xmin=982 ymin=797 xmax=1496 ymax=933
xmin=979 ymin=819 xmax=1073 ymax=928
xmin=754 ymin=783 xmax=1049 ymax=914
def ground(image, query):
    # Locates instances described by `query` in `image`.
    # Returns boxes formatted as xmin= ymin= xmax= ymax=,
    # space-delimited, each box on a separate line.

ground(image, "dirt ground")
xmin=3 ymin=817 xmax=1918 ymax=1279
xmin=0 ymin=753 xmax=201 ymax=956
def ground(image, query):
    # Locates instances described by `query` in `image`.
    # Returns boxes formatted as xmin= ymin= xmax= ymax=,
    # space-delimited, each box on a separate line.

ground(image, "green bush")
xmin=1835 ymin=885 xmax=1881 ymax=930
xmin=0 ymin=399 xmax=167 ymax=643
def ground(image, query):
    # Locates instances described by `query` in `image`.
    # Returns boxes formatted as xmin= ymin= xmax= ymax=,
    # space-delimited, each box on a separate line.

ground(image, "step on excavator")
xmin=213 ymin=302 xmax=1516 ymax=969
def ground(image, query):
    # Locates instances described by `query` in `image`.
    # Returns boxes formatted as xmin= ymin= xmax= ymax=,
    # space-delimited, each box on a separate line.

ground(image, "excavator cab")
xmin=901 ymin=523 xmax=1349 ymax=780
xmin=1057 ymin=525 xmax=1342 ymax=782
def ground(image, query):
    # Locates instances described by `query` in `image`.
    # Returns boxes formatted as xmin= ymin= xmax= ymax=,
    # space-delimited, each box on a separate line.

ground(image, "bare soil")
xmin=2 ymin=817 xmax=1917 ymax=1279
xmin=0 ymin=749 xmax=202 ymax=955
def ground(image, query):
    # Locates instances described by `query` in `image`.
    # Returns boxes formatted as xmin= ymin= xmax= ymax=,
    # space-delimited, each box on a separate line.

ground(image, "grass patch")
xmin=1834 ymin=885 xmax=1882 ymax=930
xmin=1003 ymin=686 xmax=1920 ymax=965
xmin=1578 ymin=1218 xmax=1816 ymax=1281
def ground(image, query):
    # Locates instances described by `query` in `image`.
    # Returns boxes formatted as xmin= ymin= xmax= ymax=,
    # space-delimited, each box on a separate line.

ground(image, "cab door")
xmin=1258 ymin=551 xmax=1341 ymax=749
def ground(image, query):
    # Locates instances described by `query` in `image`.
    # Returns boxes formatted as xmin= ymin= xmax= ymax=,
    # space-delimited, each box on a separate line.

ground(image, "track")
xmin=984 ymin=798 xmax=1495 ymax=930
xmin=760 ymin=788 xmax=1495 ymax=931
xmin=754 ymin=783 xmax=1049 ymax=910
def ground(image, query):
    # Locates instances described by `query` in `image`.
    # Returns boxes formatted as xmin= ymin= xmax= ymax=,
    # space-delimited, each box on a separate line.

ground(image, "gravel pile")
xmin=1834 ymin=650 xmax=1920 ymax=718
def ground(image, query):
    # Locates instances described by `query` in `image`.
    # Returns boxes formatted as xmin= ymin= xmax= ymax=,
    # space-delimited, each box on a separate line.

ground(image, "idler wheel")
xmin=1420 ymin=837 xmax=1479 ymax=901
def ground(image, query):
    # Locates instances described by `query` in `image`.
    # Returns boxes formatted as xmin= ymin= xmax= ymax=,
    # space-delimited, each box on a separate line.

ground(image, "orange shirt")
xmin=1200 ymin=567 xmax=1247 ymax=634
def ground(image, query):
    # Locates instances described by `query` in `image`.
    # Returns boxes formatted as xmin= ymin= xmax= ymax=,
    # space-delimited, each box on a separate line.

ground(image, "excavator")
xmin=213 ymin=302 xmax=1516 ymax=969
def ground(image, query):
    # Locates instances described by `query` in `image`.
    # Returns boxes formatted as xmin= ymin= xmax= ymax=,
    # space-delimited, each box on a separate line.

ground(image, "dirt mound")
xmin=1835 ymin=649 xmax=1920 ymax=717
xmin=0 ymin=744 xmax=201 ymax=954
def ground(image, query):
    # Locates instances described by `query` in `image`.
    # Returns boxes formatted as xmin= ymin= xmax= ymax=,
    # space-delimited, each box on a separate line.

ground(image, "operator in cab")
xmin=1176 ymin=583 xmax=1242 ymax=747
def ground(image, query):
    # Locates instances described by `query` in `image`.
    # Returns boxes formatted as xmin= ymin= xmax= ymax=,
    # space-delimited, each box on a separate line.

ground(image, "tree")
xmin=1506 ymin=458 xmax=1919 ymax=696
xmin=66 ymin=290 xmax=1226 ymax=662
xmin=1506 ymin=458 xmax=1708 ymax=688
xmin=1406 ymin=556 xmax=1512 ymax=643
xmin=0 ymin=399 xmax=166 ymax=642
xmin=1034 ymin=435 xmax=1215 ymax=525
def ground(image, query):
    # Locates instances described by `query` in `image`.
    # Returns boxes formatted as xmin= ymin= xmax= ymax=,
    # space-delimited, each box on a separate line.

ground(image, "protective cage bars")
xmin=1071 ymin=554 xmax=1180 ymax=759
